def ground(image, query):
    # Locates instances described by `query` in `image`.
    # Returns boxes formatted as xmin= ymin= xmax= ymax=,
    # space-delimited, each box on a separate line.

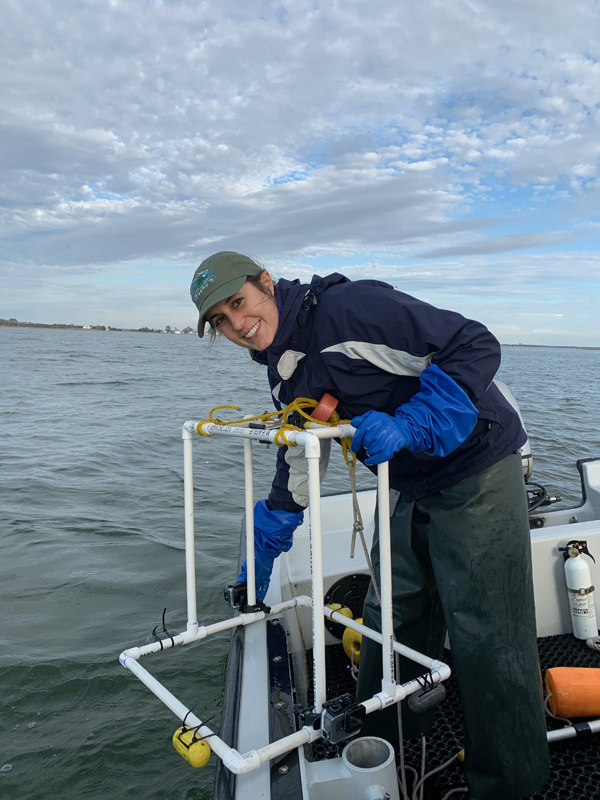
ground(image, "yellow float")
xmin=342 ymin=618 xmax=363 ymax=664
xmin=172 ymin=726 xmax=212 ymax=768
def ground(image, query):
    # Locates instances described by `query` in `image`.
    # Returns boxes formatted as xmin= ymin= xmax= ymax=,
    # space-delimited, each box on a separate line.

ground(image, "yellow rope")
xmin=197 ymin=397 xmax=357 ymax=460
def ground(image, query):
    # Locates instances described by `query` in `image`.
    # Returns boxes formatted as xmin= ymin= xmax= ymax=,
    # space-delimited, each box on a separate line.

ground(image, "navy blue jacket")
xmin=252 ymin=274 xmax=526 ymax=512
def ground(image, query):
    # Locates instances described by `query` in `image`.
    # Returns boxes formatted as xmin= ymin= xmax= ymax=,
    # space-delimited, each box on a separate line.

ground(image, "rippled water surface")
xmin=1 ymin=328 xmax=599 ymax=799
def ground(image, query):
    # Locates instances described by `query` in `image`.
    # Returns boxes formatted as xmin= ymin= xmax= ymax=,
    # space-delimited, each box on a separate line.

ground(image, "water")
xmin=1 ymin=328 xmax=599 ymax=799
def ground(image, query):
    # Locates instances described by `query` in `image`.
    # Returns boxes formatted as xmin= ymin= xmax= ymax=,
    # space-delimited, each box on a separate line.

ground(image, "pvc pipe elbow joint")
xmin=181 ymin=421 xmax=197 ymax=438
xmin=222 ymin=748 xmax=261 ymax=774
xmin=372 ymin=685 xmax=406 ymax=710
xmin=431 ymin=660 xmax=451 ymax=682
xmin=119 ymin=649 xmax=139 ymax=666
xmin=297 ymin=431 xmax=321 ymax=458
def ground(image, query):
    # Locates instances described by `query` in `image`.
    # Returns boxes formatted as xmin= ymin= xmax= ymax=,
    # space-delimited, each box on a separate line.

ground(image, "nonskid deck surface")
xmin=304 ymin=635 xmax=600 ymax=800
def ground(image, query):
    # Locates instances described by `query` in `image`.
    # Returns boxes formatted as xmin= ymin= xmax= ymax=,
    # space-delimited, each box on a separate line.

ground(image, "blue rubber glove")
xmin=236 ymin=499 xmax=304 ymax=602
xmin=351 ymin=364 xmax=479 ymax=465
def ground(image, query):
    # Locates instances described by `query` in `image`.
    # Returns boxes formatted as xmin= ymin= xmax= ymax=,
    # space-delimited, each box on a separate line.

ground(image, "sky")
xmin=1 ymin=0 xmax=600 ymax=345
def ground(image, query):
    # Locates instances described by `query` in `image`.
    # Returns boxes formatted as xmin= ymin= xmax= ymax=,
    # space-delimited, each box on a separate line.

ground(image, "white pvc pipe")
xmin=182 ymin=427 xmax=198 ymax=635
xmin=122 ymin=652 xmax=320 ymax=774
xmin=185 ymin=420 xmax=355 ymax=444
xmin=547 ymin=718 xmax=600 ymax=742
xmin=302 ymin=423 xmax=356 ymax=439
xmin=123 ymin=648 xmax=446 ymax=776
xmin=122 ymin=656 xmax=253 ymax=762
xmin=123 ymin=646 xmax=449 ymax=775
xmin=302 ymin=431 xmax=327 ymax=713
xmin=124 ymin=598 xmax=445 ymax=670
xmin=360 ymin=664 xmax=451 ymax=715
xmin=377 ymin=462 xmax=395 ymax=695
xmin=123 ymin=608 xmax=436 ymax=689
xmin=324 ymin=607 xmax=441 ymax=670
xmin=253 ymin=726 xmax=318 ymax=763
xmin=120 ymin=596 xmax=314 ymax=661
xmin=119 ymin=588 xmax=450 ymax=776
xmin=243 ymin=439 xmax=256 ymax=606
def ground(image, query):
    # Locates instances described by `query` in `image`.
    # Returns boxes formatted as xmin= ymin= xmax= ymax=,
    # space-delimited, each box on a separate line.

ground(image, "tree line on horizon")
xmin=0 ymin=318 xmax=196 ymax=334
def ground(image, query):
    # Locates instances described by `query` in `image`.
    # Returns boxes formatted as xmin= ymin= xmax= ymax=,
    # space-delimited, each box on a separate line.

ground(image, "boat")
xmin=117 ymin=384 xmax=600 ymax=800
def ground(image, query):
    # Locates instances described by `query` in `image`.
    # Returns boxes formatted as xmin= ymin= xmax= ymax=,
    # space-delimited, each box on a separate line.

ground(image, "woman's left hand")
xmin=350 ymin=410 xmax=411 ymax=465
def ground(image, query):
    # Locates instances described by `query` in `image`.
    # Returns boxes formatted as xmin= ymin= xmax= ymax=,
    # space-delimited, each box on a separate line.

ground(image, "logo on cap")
xmin=191 ymin=268 xmax=216 ymax=304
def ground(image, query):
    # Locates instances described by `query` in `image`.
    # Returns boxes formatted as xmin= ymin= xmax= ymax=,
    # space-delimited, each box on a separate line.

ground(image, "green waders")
xmin=356 ymin=453 xmax=550 ymax=800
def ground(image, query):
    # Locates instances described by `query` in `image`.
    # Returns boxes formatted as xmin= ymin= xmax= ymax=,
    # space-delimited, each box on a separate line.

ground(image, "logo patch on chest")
xmin=277 ymin=350 xmax=306 ymax=380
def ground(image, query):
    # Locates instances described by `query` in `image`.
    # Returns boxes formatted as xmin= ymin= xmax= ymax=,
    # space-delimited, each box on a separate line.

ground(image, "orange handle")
xmin=311 ymin=393 xmax=339 ymax=422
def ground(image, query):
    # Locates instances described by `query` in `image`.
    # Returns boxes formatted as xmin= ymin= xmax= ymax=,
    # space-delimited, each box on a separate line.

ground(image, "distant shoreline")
xmin=501 ymin=343 xmax=600 ymax=351
xmin=0 ymin=323 xmax=160 ymax=333
xmin=0 ymin=321 xmax=193 ymax=334
xmin=1 ymin=321 xmax=598 ymax=349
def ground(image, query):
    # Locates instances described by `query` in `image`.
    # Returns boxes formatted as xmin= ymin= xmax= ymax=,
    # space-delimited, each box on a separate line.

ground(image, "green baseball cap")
xmin=190 ymin=251 xmax=262 ymax=337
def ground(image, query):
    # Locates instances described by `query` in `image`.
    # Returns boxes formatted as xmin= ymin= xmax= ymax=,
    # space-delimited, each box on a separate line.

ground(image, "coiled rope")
xmin=197 ymin=397 xmax=334 ymax=447
xmin=587 ymin=636 xmax=600 ymax=653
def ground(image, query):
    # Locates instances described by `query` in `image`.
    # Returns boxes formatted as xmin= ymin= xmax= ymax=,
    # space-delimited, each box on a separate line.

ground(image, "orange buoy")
xmin=545 ymin=667 xmax=600 ymax=718
xmin=311 ymin=393 xmax=339 ymax=422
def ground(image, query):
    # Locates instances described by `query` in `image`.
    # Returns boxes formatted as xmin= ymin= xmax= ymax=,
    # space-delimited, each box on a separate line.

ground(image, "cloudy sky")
xmin=2 ymin=0 xmax=600 ymax=344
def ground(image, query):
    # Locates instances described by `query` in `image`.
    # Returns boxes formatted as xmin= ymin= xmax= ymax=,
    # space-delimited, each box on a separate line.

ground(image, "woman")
xmin=190 ymin=250 xmax=549 ymax=800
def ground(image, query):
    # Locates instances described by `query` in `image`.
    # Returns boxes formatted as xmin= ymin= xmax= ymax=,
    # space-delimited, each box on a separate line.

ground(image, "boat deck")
xmin=305 ymin=634 xmax=600 ymax=800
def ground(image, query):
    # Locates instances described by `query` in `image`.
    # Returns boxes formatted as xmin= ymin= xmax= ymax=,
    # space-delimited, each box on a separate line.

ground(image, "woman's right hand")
xmin=235 ymin=499 xmax=304 ymax=602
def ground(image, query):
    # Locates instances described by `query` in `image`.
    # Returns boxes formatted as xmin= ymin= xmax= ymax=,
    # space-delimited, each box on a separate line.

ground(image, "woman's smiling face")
xmin=205 ymin=271 xmax=278 ymax=351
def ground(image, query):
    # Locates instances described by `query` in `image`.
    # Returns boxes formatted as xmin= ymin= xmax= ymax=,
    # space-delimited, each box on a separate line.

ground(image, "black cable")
xmin=526 ymin=482 xmax=549 ymax=513
xmin=182 ymin=701 xmax=200 ymax=730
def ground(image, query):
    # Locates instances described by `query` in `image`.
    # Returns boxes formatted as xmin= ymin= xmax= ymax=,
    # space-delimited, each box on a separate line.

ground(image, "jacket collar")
xmin=252 ymin=273 xmax=349 ymax=366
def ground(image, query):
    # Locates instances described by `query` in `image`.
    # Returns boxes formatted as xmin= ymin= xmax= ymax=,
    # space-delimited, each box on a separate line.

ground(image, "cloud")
xmin=416 ymin=231 xmax=588 ymax=258
xmin=0 ymin=0 xmax=599 ymax=343
xmin=518 ymin=312 xmax=564 ymax=318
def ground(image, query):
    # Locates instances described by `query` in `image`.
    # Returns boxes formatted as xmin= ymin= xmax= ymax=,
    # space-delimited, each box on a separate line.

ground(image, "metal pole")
xmin=243 ymin=438 xmax=256 ymax=606
xmin=377 ymin=461 xmax=395 ymax=694
xmin=182 ymin=428 xmax=198 ymax=636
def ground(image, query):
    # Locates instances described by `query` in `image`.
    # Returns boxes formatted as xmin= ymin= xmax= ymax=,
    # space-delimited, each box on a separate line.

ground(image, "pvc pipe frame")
xmin=120 ymin=641 xmax=450 ymax=775
xmin=119 ymin=420 xmax=452 ymax=775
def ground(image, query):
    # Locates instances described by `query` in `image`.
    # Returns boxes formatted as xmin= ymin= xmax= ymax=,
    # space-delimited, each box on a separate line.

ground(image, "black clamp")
xmin=320 ymin=693 xmax=366 ymax=744
xmin=286 ymin=410 xmax=306 ymax=429
xmin=559 ymin=540 xmax=596 ymax=563
xmin=145 ymin=607 xmax=179 ymax=649
xmin=224 ymin=582 xmax=271 ymax=614
xmin=294 ymin=704 xmax=321 ymax=730
xmin=177 ymin=709 xmax=217 ymax=746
